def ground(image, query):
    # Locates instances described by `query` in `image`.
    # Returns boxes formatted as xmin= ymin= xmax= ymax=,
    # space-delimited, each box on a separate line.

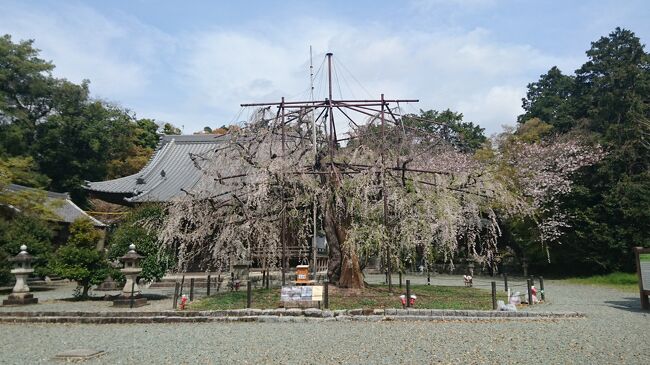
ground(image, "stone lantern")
xmin=522 ymin=258 xmax=529 ymax=277
xmin=3 ymin=245 xmax=38 ymax=305
xmin=466 ymin=257 xmax=475 ymax=277
xmin=112 ymin=244 xmax=147 ymax=307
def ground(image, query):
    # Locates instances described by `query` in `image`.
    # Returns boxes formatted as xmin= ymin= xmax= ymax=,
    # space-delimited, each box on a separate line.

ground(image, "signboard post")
xmin=633 ymin=247 xmax=650 ymax=310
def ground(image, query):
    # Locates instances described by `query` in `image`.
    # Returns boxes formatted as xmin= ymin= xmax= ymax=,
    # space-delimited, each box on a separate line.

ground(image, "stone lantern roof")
xmin=120 ymin=244 xmax=143 ymax=262
xmin=9 ymin=245 xmax=33 ymax=262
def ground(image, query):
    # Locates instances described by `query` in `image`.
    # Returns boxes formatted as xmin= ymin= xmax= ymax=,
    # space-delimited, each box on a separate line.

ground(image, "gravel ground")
xmin=0 ymin=275 xmax=648 ymax=364
xmin=0 ymin=282 xmax=175 ymax=312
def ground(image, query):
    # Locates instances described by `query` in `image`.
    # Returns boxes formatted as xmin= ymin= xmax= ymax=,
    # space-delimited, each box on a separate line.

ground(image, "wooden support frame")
xmin=633 ymin=247 xmax=650 ymax=310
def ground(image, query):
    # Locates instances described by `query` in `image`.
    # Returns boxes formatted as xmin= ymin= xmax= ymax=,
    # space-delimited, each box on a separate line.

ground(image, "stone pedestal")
xmin=111 ymin=296 xmax=148 ymax=308
xmin=233 ymin=261 xmax=250 ymax=281
xmin=3 ymin=292 xmax=38 ymax=305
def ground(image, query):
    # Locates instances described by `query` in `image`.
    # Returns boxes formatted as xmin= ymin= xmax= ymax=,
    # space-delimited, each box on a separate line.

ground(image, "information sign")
xmin=280 ymin=285 xmax=323 ymax=302
xmin=634 ymin=247 xmax=650 ymax=310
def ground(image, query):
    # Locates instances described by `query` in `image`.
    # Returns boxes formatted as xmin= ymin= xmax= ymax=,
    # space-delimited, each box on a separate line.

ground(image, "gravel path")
xmin=0 ymin=275 xmax=648 ymax=364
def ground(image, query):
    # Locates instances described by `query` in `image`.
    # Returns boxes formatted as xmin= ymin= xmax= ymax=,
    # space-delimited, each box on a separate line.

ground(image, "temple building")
xmin=2 ymin=183 xmax=106 ymax=248
xmin=85 ymin=134 xmax=224 ymax=205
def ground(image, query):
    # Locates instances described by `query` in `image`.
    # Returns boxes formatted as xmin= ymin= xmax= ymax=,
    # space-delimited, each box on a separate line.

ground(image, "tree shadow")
xmin=60 ymin=293 xmax=169 ymax=302
xmin=604 ymin=297 xmax=648 ymax=313
xmin=0 ymin=287 xmax=56 ymax=295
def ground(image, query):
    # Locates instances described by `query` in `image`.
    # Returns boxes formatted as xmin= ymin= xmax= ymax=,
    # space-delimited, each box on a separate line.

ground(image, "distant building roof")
xmin=85 ymin=134 xmax=225 ymax=205
xmin=4 ymin=184 xmax=106 ymax=227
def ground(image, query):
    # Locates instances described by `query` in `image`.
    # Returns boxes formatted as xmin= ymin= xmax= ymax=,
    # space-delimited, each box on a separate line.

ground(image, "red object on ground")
xmin=400 ymin=294 xmax=417 ymax=308
xmin=180 ymin=295 xmax=188 ymax=310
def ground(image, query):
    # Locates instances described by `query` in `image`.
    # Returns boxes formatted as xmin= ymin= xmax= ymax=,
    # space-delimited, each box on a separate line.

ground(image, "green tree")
xmin=565 ymin=28 xmax=650 ymax=273
xmin=0 ymin=156 xmax=49 ymax=188
xmin=515 ymin=27 xmax=650 ymax=275
xmin=0 ymin=35 xmax=55 ymax=143
xmin=107 ymin=204 xmax=173 ymax=282
xmin=0 ymin=214 xmax=53 ymax=284
xmin=162 ymin=122 xmax=181 ymax=135
xmin=518 ymin=66 xmax=576 ymax=133
xmin=49 ymin=218 xmax=110 ymax=298
xmin=404 ymin=109 xmax=487 ymax=152
xmin=134 ymin=118 xmax=160 ymax=150
xmin=0 ymin=34 xmax=158 ymax=204
xmin=32 ymin=102 xmax=137 ymax=203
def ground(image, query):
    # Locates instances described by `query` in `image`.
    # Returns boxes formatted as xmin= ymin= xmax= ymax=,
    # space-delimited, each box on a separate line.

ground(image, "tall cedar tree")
xmin=518 ymin=28 xmax=650 ymax=274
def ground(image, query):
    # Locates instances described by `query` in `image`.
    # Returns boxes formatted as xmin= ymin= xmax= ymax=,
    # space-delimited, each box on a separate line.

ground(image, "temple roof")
xmin=85 ymin=134 xmax=224 ymax=205
xmin=4 ymin=184 xmax=106 ymax=227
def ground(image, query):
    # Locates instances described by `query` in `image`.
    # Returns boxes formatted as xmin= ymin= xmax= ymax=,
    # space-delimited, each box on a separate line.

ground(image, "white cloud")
xmin=0 ymin=3 xmax=574 ymax=135
xmin=178 ymin=20 xmax=570 ymax=134
xmin=408 ymin=0 xmax=498 ymax=13
xmin=0 ymin=2 xmax=174 ymax=99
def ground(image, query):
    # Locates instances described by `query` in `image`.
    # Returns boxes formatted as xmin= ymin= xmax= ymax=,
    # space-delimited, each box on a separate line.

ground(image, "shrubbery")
xmin=108 ymin=204 xmax=173 ymax=282
xmin=0 ymin=214 xmax=53 ymax=284
xmin=49 ymin=218 xmax=110 ymax=298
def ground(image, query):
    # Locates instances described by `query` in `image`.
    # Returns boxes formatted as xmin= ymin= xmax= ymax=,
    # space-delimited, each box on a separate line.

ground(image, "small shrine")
xmin=3 ymin=245 xmax=38 ymax=305
xmin=295 ymin=265 xmax=312 ymax=285
xmin=112 ymin=244 xmax=148 ymax=308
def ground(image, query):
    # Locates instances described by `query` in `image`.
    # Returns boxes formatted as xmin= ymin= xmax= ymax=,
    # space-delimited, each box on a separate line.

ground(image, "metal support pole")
xmin=311 ymin=47 xmax=318 ymax=282
xmin=399 ymin=272 xmax=402 ymax=288
xmin=190 ymin=278 xmax=195 ymax=301
xmin=504 ymin=274 xmax=508 ymax=292
xmin=491 ymin=281 xmax=497 ymax=310
xmin=179 ymin=275 xmax=185 ymax=296
xmin=281 ymin=96 xmax=287 ymax=287
xmin=247 ymin=281 xmax=252 ymax=308
xmin=207 ymin=275 xmax=211 ymax=296
xmin=539 ymin=276 xmax=545 ymax=301
xmin=529 ymin=276 xmax=535 ymax=287
xmin=406 ymin=280 xmax=411 ymax=308
xmin=527 ymin=279 xmax=533 ymax=305
xmin=380 ymin=92 xmax=391 ymax=294
xmin=324 ymin=281 xmax=329 ymax=309
xmin=173 ymin=282 xmax=179 ymax=310
xmin=217 ymin=274 xmax=221 ymax=292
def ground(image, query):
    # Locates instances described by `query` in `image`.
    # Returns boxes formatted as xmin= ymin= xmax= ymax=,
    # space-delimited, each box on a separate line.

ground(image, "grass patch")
xmin=189 ymin=284 xmax=496 ymax=311
xmin=566 ymin=272 xmax=639 ymax=292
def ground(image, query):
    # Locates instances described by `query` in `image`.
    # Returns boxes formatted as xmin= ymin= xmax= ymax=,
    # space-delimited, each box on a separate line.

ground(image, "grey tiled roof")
xmin=85 ymin=134 xmax=225 ymax=204
xmin=4 ymin=184 xmax=106 ymax=227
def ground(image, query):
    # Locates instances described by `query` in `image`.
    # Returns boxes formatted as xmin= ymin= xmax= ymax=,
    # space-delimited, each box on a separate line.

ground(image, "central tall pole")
xmin=326 ymin=53 xmax=335 ymax=159
xmin=281 ymin=96 xmax=287 ymax=286
xmin=381 ymin=93 xmax=392 ymax=292
xmin=311 ymin=47 xmax=318 ymax=280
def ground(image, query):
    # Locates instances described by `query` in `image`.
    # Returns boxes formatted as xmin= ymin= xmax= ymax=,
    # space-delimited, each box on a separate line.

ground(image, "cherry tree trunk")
xmin=323 ymin=199 xmax=364 ymax=289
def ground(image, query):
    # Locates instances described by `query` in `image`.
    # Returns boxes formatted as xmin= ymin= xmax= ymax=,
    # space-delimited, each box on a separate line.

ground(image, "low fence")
xmin=168 ymin=274 xmax=331 ymax=310
xmin=162 ymin=271 xmax=547 ymax=312
xmin=374 ymin=272 xmax=546 ymax=309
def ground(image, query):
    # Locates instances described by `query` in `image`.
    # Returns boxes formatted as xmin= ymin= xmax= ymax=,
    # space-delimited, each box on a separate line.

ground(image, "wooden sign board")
xmin=634 ymin=247 xmax=650 ymax=310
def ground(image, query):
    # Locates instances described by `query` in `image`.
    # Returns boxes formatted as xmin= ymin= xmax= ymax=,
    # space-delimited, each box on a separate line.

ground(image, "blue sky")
xmin=1 ymin=0 xmax=649 ymax=135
